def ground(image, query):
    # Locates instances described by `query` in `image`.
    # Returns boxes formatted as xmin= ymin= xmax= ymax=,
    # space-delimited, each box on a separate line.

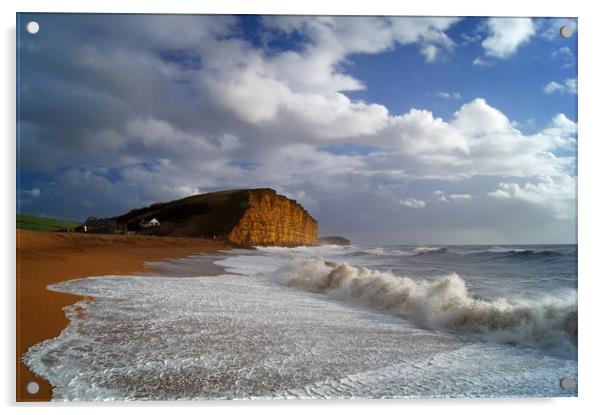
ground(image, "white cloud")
xmin=373 ymin=100 xmax=575 ymax=182
xmin=386 ymin=108 xmax=470 ymax=155
xmin=436 ymin=91 xmax=462 ymax=99
xmin=543 ymin=81 xmax=563 ymax=94
xmin=488 ymin=175 xmax=575 ymax=219
xmin=543 ymin=78 xmax=577 ymax=95
xmin=433 ymin=191 xmax=472 ymax=202
xmin=420 ymin=44 xmax=439 ymax=62
xmin=511 ymin=118 xmax=537 ymax=130
xmin=434 ymin=191 xmax=449 ymax=202
xmin=452 ymin=98 xmax=514 ymax=136
xmin=472 ymin=57 xmax=492 ymax=66
xmin=552 ymin=46 xmax=572 ymax=59
xmin=480 ymin=18 xmax=535 ymax=59
xmin=264 ymin=16 xmax=460 ymax=65
xmin=283 ymin=93 xmax=390 ymax=139
xmin=400 ymin=197 xmax=426 ymax=209
xmin=551 ymin=46 xmax=575 ymax=68
xmin=127 ymin=118 xmax=216 ymax=151
xmin=542 ymin=113 xmax=577 ymax=138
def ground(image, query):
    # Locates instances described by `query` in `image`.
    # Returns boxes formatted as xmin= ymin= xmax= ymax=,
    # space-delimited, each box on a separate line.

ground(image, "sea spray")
xmin=280 ymin=258 xmax=577 ymax=355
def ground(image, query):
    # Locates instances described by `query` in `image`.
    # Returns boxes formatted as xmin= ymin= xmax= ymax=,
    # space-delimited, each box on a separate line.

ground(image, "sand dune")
xmin=16 ymin=230 xmax=229 ymax=401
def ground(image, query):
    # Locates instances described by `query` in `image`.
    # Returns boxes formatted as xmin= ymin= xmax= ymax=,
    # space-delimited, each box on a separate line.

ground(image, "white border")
xmin=2 ymin=1 xmax=600 ymax=414
xmin=5 ymin=0 xmax=582 ymax=17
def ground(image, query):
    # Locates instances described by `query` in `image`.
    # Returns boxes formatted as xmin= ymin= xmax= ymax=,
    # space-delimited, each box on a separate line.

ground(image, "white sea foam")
xmin=414 ymin=246 xmax=447 ymax=253
xmin=363 ymin=247 xmax=387 ymax=255
xmin=354 ymin=247 xmax=414 ymax=257
xmin=280 ymin=258 xmax=577 ymax=355
xmin=22 ymin=248 xmax=577 ymax=400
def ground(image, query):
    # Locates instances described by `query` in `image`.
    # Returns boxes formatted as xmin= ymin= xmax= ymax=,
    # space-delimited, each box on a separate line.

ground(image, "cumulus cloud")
xmin=488 ymin=175 xmax=575 ymax=220
xmin=472 ymin=57 xmax=492 ymax=67
xmin=476 ymin=18 xmax=535 ymax=63
xmin=452 ymin=98 xmax=514 ymax=136
xmin=543 ymin=78 xmax=577 ymax=95
xmin=433 ymin=190 xmax=449 ymax=203
xmin=385 ymin=108 xmax=470 ymax=155
xmin=541 ymin=113 xmax=577 ymax=140
xmin=420 ymin=44 xmax=439 ymax=62
xmin=195 ymin=16 xmax=460 ymax=138
xmin=435 ymin=91 xmax=462 ymax=99
xmin=264 ymin=16 xmax=459 ymax=65
xmin=432 ymin=191 xmax=472 ymax=202
xmin=400 ymin=198 xmax=426 ymax=209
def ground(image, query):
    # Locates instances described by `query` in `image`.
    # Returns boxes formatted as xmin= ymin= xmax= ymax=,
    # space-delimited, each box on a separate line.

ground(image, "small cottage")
xmin=139 ymin=218 xmax=160 ymax=228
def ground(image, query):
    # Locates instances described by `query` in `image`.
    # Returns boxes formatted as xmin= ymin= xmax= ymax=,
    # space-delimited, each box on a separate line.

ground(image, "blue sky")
xmin=343 ymin=18 xmax=577 ymax=128
xmin=17 ymin=14 xmax=578 ymax=243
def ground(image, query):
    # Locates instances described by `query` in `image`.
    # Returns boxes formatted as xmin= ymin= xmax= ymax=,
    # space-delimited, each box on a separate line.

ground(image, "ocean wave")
xmin=362 ymin=247 xmax=387 ymax=255
xmin=345 ymin=247 xmax=414 ymax=258
xmin=458 ymin=248 xmax=563 ymax=259
xmin=412 ymin=247 xmax=563 ymax=259
xmin=413 ymin=246 xmax=448 ymax=255
xmin=501 ymin=249 xmax=562 ymax=258
xmin=279 ymin=258 xmax=577 ymax=355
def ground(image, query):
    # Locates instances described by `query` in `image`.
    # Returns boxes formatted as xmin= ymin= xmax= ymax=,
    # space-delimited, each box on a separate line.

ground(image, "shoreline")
xmin=16 ymin=229 xmax=230 ymax=402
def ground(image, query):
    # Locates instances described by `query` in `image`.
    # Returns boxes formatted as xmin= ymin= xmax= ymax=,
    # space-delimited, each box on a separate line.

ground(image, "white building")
xmin=148 ymin=218 xmax=160 ymax=227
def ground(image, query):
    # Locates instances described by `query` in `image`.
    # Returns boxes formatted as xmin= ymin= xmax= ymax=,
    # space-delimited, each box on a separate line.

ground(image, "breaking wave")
xmin=344 ymin=247 xmax=564 ymax=260
xmin=499 ymin=249 xmax=562 ymax=258
xmin=411 ymin=246 xmax=563 ymax=259
xmin=345 ymin=247 xmax=413 ymax=257
xmin=279 ymin=258 xmax=577 ymax=355
xmin=413 ymin=246 xmax=448 ymax=255
xmin=454 ymin=247 xmax=563 ymax=259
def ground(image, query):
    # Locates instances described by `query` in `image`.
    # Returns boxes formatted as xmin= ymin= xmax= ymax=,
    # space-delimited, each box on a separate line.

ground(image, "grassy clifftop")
xmin=114 ymin=189 xmax=253 ymax=238
xmin=17 ymin=214 xmax=80 ymax=232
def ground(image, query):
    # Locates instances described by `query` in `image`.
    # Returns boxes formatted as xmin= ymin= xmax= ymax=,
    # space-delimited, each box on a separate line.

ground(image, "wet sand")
xmin=16 ymin=230 xmax=229 ymax=402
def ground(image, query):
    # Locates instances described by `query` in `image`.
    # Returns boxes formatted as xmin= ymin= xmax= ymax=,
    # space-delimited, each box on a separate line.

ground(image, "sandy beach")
xmin=16 ymin=230 xmax=229 ymax=402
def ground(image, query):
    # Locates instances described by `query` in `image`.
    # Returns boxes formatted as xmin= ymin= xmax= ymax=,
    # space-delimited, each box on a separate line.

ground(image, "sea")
xmin=24 ymin=244 xmax=578 ymax=400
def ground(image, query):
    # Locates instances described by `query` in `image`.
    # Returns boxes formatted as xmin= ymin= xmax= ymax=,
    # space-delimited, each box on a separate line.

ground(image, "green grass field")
xmin=16 ymin=214 xmax=80 ymax=232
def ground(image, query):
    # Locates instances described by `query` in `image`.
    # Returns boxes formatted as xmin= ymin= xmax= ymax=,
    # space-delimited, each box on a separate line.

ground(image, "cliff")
xmin=228 ymin=190 xmax=318 ymax=246
xmin=112 ymin=188 xmax=318 ymax=247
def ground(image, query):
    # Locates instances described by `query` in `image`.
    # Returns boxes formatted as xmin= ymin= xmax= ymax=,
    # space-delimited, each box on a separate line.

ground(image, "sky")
xmin=16 ymin=14 xmax=578 ymax=244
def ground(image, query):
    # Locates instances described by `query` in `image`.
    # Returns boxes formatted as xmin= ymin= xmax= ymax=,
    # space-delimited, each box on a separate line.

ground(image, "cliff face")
xmin=228 ymin=189 xmax=318 ymax=246
xmin=112 ymin=188 xmax=318 ymax=247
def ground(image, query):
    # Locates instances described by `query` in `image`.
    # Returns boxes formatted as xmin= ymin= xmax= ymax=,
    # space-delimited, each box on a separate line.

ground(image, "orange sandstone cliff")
xmin=228 ymin=189 xmax=318 ymax=246
xmin=113 ymin=188 xmax=318 ymax=247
